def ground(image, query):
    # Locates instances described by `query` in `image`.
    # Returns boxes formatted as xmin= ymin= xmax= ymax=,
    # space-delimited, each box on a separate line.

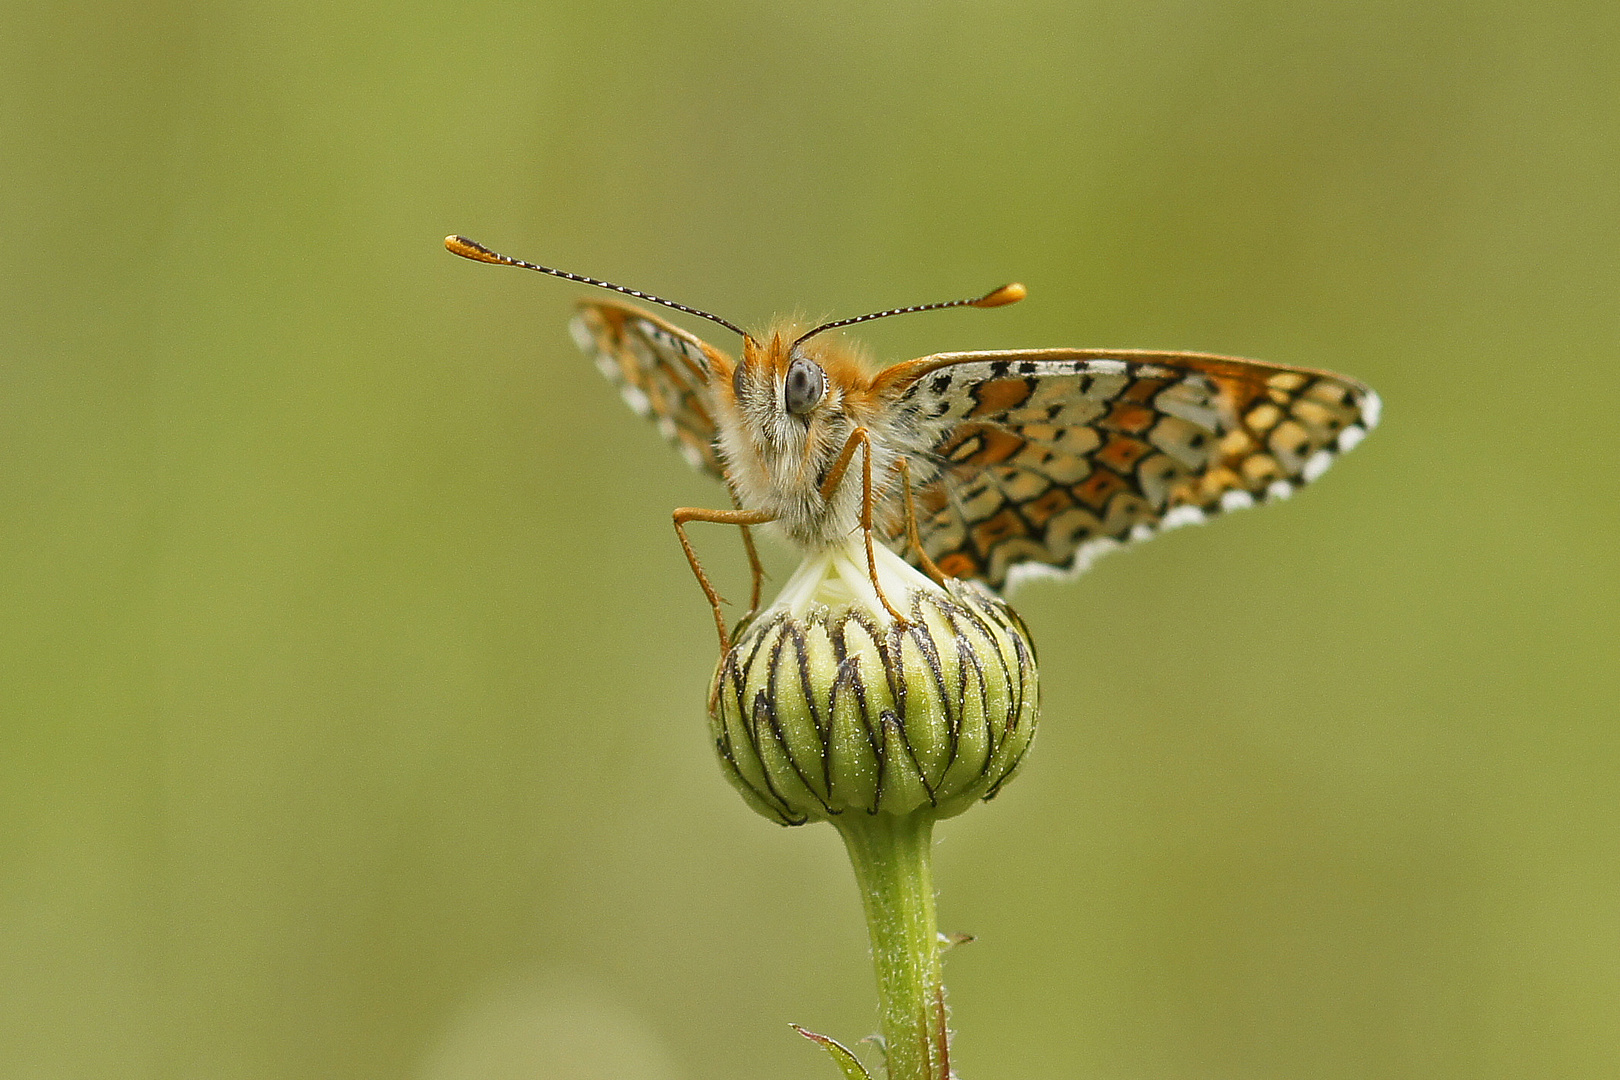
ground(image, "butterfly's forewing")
xmin=570 ymin=301 xmax=731 ymax=478
xmin=874 ymin=350 xmax=1381 ymax=591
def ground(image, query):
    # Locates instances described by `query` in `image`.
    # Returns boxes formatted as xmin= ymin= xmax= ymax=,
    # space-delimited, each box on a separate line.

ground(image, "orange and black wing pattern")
xmin=877 ymin=350 xmax=1381 ymax=591
xmin=570 ymin=301 xmax=732 ymax=480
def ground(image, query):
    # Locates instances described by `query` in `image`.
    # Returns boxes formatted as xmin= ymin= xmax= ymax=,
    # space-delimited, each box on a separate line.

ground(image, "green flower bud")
xmin=710 ymin=538 xmax=1039 ymax=826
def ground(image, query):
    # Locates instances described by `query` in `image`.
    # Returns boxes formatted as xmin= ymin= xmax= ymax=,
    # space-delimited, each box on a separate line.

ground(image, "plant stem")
xmin=834 ymin=810 xmax=949 ymax=1080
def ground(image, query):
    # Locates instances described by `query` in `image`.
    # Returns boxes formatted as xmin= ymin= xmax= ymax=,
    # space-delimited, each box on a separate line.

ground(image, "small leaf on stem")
xmin=792 ymin=1024 xmax=875 ymax=1080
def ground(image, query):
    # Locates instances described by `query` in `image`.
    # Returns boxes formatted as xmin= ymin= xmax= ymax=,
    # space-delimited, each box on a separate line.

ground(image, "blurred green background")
xmin=4 ymin=2 xmax=1617 ymax=1078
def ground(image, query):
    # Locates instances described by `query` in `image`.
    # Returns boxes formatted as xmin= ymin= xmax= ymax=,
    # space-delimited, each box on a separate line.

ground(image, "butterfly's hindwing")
xmin=881 ymin=351 xmax=1380 ymax=591
xmin=570 ymin=301 xmax=730 ymax=479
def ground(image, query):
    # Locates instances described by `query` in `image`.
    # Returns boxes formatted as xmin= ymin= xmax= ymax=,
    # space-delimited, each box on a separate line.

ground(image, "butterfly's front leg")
xmin=818 ymin=427 xmax=910 ymax=626
xmin=728 ymin=487 xmax=768 ymax=622
xmin=673 ymin=506 xmax=779 ymax=654
xmin=895 ymin=456 xmax=947 ymax=585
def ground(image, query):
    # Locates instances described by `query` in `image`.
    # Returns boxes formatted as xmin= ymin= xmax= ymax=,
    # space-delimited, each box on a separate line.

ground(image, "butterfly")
xmin=447 ymin=236 xmax=1380 ymax=652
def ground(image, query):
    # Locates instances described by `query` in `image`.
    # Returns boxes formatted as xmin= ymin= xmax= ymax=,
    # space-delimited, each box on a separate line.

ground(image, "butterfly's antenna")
xmin=792 ymin=282 xmax=1027 ymax=348
xmin=445 ymin=235 xmax=751 ymax=343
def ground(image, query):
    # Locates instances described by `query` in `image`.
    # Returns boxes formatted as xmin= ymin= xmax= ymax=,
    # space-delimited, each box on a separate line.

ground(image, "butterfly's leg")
xmin=729 ymin=490 xmax=767 ymax=620
xmin=896 ymin=457 xmax=947 ymax=585
xmin=673 ymin=506 xmax=779 ymax=653
xmin=819 ymin=427 xmax=909 ymax=626
xmin=858 ymin=433 xmax=911 ymax=624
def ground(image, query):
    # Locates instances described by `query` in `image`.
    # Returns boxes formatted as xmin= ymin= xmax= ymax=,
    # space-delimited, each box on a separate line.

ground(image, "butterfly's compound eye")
xmin=732 ymin=359 xmax=748 ymax=402
xmin=784 ymin=357 xmax=826 ymax=415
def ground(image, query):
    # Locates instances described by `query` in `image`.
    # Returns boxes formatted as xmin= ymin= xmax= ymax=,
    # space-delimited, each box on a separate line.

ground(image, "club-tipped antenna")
xmin=792 ymin=281 xmax=1027 ymax=348
xmin=445 ymin=235 xmax=750 ymax=342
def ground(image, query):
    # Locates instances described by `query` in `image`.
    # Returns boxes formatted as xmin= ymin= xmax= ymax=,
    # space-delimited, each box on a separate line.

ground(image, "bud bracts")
xmin=709 ymin=540 xmax=1039 ymax=826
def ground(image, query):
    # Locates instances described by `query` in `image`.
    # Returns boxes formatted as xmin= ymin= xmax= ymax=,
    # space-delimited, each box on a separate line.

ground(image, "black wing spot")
xmin=990 ymin=360 xmax=1011 ymax=377
xmin=932 ymin=400 xmax=951 ymax=417
xmin=1018 ymin=361 xmax=1037 ymax=374
xmin=930 ymin=373 xmax=953 ymax=394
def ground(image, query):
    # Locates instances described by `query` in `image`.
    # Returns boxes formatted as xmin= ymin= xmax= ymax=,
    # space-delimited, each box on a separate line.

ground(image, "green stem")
xmin=834 ymin=810 xmax=949 ymax=1080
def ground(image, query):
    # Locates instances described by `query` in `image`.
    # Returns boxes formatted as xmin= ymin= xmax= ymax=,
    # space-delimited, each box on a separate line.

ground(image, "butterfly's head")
xmin=727 ymin=325 xmax=872 ymax=443
xmin=718 ymin=327 xmax=879 ymax=540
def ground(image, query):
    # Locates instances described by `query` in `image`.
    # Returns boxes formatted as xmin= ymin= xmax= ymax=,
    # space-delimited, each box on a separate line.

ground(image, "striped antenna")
xmin=792 ymin=282 xmax=1026 ymax=348
xmin=445 ymin=236 xmax=750 ymax=342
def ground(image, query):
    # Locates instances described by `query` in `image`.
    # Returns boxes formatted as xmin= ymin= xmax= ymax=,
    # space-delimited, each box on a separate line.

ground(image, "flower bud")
xmin=709 ymin=538 xmax=1039 ymax=826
